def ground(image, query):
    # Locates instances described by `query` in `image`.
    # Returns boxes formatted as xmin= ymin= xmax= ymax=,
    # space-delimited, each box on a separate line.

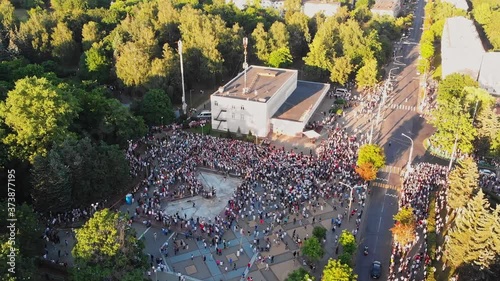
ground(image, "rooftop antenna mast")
xmin=243 ymin=37 xmax=249 ymax=94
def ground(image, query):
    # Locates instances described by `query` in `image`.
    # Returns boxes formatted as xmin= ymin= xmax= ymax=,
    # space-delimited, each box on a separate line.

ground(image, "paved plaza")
xmin=129 ymin=171 xmax=367 ymax=281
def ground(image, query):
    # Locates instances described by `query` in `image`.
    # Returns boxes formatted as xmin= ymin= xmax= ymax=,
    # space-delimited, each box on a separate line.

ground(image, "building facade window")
xmin=241 ymin=105 xmax=245 ymax=110
xmin=231 ymin=113 xmax=235 ymax=119
xmin=241 ymin=114 xmax=245 ymax=120
xmin=214 ymin=101 xmax=218 ymax=106
xmin=232 ymin=105 xmax=236 ymax=109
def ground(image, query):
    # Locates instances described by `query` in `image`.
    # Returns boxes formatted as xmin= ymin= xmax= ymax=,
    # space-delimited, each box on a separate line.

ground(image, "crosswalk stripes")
xmin=370 ymin=181 xmax=400 ymax=191
xmin=379 ymin=165 xmax=402 ymax=174
xmin=386 ymin=103 xmax=416 ymax=111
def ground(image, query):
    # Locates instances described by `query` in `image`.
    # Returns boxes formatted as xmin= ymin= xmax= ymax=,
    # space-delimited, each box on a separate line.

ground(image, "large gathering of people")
xmin=388 ymin=163 xmax=448 ymax=281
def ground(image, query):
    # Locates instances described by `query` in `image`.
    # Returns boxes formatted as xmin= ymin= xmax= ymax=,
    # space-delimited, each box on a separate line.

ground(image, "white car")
xmin=479 ymin=169 xmax=496 ymax=177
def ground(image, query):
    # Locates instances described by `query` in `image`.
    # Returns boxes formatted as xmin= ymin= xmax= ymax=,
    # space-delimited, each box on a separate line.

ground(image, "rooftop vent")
xmin=218 ymin=86 xmax=224 ymax=94
xmin=258 ymin=71 xmax=278 ymax=77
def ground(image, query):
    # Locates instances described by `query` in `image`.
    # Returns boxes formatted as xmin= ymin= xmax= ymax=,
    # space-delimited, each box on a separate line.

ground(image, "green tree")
xmin=81 ymin=21 xmax=102 ymax=51
xmin=0 ymin=0 xmax=15 ymax=30
xmin=267 ymin=47 xmax=293 ymax=68
xmin=321 ymin=259 xmax=357 ymax=281
xmin=437 ymin=73 xmax=479 ymax=104
xmin=51 ymin=21 xmax=78 ymax=64
xmin=393 ymin=207 xmax=415 ymax=225
xmin=444 ymin=190 xmax=498 ymax=272
xmin=72 ymin=87 xmax=147 ymax=146
xmin=285 ymin=11 xmax=310 ymax=58
xmin=115 ymin=41 xmax=152 ymax=87
xmin=72 ymin=209 xmax=147 ymax=281
xmin=357 ymin=144 xmax=385 ymax=170
xmin=268 ymin=21 xmax=290 ymax=51
xmin=0 ymin=202 xmax=41 ymax=281
xmin=252 ymin=22 xmax=270 ymax=62
xmin=447 ymin=158 xmax=479 ymax=212
xmin=14 ymin=9 xmax=56 ymax=61
xmin=355 ymin=58 xmax=379 ymax=88
xmin=32 ymin=138 xmax=130 ymax=212
xmin=330 ymin=56 xmax=353 ymax=86
xmin=136 ymin=89 xmax=175 ymax=126
xmin=0 ymin=76 xmax=78 ymax=162
xmin=82 ymin=42 xmax=111 ymax=82
xmin=313 ymin=226 xmax=327 ymax=241
xmin=339 ymin=230 xmax=356 ymax=254
xmin=429 ymin=97 xmax=477 ymax=154
xmin=302 ymin=236 xmax=324 ymax=262
xmin=285 ymin=268 xmax=314 ymax=281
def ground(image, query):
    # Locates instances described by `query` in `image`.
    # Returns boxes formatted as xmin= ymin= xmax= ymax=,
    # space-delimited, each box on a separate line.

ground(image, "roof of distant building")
xmin=272 ymin=81 xmax=329 ymax=121
xmin=441 ymin=0 xmax=469 ymax=10
xmin=442 ymin=17 xmax=485 ymax=53
xmin=478 ymin=52 xmax=500 ymax=95
xmin=212 ymin=65 xmax=297 ymax=103
xmin=303 ymin=0 xmax=340 ymax=4
xmin=371 ymin=0 xmax=399 ymax=11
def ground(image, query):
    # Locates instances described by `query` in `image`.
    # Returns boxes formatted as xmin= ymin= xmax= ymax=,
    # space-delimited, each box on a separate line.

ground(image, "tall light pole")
xmin=338 ymin=182 xmax=356 ymax=222
xmin=369 ymin=67 xmax=399 ymax=144
xmin=178 ymin=40 xmax=187 ymax=115
xmin=243 ymin=37 xmax=249 ymax=94
xmin=401 ymin=133 xmax=414 ymax=172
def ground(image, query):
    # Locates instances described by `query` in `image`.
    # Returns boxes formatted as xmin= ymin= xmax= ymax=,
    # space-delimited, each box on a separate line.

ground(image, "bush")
xmin=339 ymin=252 xmax=352 ymax=266
xmin=336 ymin=109 xmax=343 ymax=115
xmin=313 ymin=226 xmax=327 ymax=240
xmin=334 ymin=98 xmax=346 ymax=105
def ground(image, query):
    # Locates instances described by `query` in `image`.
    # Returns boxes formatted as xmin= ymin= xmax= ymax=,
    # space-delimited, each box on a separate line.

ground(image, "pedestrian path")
xmin=386 ymin=103 xmax=416 ymax=111
xmin=371 ymin=181 xmax=400 ymax=191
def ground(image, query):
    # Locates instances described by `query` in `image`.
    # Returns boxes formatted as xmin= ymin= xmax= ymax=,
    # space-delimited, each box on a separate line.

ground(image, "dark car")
xmin=371 ymin=261 xmax=382 ymax=279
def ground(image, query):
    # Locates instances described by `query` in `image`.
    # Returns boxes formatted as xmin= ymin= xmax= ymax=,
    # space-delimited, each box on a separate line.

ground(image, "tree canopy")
xmin=72 ymin=209 xmax=147 ymax=281
xmin=302 ymin=236 xmax=324 ymax=262
xmin=321 ymin=259 xmax=357 ymax=281
xmin=357 ymin=144 xmax=385 ymax=170
xmin=0 ymin=76 xmax=78 ymax=163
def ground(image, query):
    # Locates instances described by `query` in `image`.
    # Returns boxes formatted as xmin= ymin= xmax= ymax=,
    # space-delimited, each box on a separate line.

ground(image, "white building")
xmin=441 ymin=17 xmax=485 ymax=80
xmin=303 ymin=1 xmax=340 ymax=17
xmin=441 ymin=0 xmax=469 ymax=11
xmin=370 ymin=0 xmax=401 ymax=17
xmin=225 ymin=0 xmax=285 ymax=10
xmin=478 ymin=52 xmax=500 ymax=95
xmin=210 ymin=66 xmax=329 ymax=137
xmin=441 ymin=16 xmax=500 ymax=96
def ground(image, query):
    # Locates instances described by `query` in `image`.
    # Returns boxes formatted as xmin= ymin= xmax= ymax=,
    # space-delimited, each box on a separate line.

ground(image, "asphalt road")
xmin=353 ymin=0 xmax=433 ymax=279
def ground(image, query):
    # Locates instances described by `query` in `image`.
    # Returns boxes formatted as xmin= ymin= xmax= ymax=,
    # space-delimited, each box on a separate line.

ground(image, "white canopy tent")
xmin=303 ymin=130 xmax=321 ymax=139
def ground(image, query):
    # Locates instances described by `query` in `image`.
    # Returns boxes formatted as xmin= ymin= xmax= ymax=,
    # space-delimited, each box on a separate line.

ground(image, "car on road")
xmin=479 ymin=169 xmax=496 ymax=177
xmin=370 ymin=261 xmax=382 ymax=279
xmin=197 ymin=110 xmax=212 ymax=119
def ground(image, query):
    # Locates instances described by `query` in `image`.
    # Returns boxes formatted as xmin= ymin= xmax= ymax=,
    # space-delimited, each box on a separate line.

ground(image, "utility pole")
xmin=401 ymin=133 xmax=414 ymax=172
xmin=338 ymin=182 xmax=356 ymax=222
xmin=178 ymin=40 xmax=187 ymax=115
xmin=242 ymin=37 xmax=249 ymax=94
xmin=369 ymin=67 xmax=398 ymax=144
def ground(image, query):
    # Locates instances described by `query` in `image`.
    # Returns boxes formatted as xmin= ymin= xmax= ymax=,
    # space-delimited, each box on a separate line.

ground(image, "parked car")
xmin=479 ymin=169 xmax=496 ymax=177
xmin=197 ymin=110 xmax=212 ymax=119
xmin=370 ymin=261 xmax=382 ymax=279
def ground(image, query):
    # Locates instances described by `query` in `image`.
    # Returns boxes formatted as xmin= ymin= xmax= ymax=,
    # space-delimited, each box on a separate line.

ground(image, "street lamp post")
xmin=201 ymin=124 xmax=205 ymax=136
xmin=243 ymin=37 xmax=249 ymax=93
xmin=338 ymin=182 xmax=356 ymax=222
xmin=401 ymin=133 xmax=414 ymax=171
xmin=178 ymin=40 xmax=187 ymax=115
xmin=190 ymin=89 xmax=193 ymax=108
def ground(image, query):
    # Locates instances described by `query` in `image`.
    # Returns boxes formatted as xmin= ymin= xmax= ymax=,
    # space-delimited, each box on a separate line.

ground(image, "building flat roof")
xmin=272 ymin=81 xmax=328 ymax=122
xmin=212 ymin=65 xmax=297 ymax=102
xmin=479 ymin=52 xmax=500 ymax=95
xmin=442 ymin=17 xmax=485 ymax=53
xmin=372 ymin=0 xmax=398 ymax=10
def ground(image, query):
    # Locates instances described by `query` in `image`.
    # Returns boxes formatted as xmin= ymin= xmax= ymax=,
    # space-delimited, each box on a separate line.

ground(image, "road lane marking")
xmin=377 ymin=217 xmax=382 ymax=232
xmin=138 ymin=226 xmax=151 ymax=240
